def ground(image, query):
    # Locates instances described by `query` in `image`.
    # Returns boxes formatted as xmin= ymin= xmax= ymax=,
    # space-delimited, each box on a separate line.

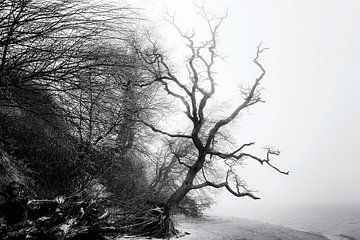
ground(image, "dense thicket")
xmin=0 ymin=0 xmax=282 ymax=238
xmin=0 ymin=0 xmax=153 ymax=195
xmin=0 ymin=0 xmax=177 ymax=239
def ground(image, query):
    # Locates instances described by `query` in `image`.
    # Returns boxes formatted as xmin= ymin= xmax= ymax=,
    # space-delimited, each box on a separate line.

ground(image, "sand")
xmin=116 ymin=215 xmax=330 ymax=240
xmin=175 ymin=215 xmax=328 ymax=240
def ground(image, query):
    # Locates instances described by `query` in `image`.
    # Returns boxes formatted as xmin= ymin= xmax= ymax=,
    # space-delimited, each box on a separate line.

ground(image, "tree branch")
xmin=191 ymin=169 xmax=259 ymax=199
xmin=138 ymin=120 xmax=192 ymax=139
xmin=210 ymin=147 xmax=289 ymax=175
xmin=206 ymin=44 xmax=268 ymax=148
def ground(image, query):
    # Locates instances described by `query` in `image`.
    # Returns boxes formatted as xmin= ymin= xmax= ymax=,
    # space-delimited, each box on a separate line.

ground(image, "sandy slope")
xmin=117 ymin=215 xmax=329 ymax=240
xmin=174 ymin=215 xmax=329 ymax=240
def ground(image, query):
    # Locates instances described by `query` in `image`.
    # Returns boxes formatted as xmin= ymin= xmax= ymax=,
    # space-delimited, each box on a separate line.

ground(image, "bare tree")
xmin=0 ymin=0 xmax=134 ymax=123
xmin=0 ymin=0 xmax=160 ymax=196
xmin=136 ymin=6 xmax=289 ymax=216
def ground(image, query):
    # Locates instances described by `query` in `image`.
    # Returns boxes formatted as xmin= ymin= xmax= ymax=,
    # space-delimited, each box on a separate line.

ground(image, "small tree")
xmin=137 ymin=6 xmax=289 ymax=217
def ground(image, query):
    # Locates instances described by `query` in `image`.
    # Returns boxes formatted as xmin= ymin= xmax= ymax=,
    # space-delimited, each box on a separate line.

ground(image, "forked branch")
xmin=206 ymin=43 xmax=268 ymax=148
xmin=191 ymin=168 xmax=260 ymax=199
xmin=210 ymin=147 xmax=289 ymax=175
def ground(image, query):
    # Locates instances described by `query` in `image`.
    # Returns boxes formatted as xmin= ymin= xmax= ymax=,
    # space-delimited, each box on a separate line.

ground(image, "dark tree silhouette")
xmin=0 ymin=0 xmax=158 ymax=196
xmin=0 ymin=0 xmax=133 ymax=123
xmin=136 ymin=6 xmax=289 ymax=216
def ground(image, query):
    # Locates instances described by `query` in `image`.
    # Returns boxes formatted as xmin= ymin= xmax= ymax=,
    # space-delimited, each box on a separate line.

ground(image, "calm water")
xmin=237 ymin=205 xmax=360 ymax=240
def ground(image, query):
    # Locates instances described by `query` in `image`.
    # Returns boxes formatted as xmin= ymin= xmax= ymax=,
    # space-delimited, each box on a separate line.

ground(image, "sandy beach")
xmin=175 ymin=215 xmax=328 ymax=240
xmin=116 ymin=215 xmax=330 ymax=240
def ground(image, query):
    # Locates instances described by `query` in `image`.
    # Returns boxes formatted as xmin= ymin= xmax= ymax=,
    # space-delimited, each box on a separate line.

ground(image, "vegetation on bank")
xmin=0 ymin=0 xmax=287 ymax=239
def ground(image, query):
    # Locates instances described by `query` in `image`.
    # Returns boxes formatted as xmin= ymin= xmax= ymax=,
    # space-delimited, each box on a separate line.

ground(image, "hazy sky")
xmin=133 ymin=0 xmax=360 ymax=215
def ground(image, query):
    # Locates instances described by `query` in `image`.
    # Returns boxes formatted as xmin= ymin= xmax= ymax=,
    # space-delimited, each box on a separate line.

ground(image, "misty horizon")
xmin=138 ymin=0 xmax=360 ymax=210
xmin=1 ymin=0 xmax=359 ymax=239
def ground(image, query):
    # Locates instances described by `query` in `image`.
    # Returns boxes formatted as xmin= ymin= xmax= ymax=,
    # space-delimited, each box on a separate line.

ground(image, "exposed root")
xmin=114 ymin=206 xmax=178 ymax=238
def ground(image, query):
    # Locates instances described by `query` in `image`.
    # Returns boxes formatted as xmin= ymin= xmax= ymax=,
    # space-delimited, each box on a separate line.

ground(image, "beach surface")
xmin=175 ymin=215 xmax=328 ymax=240
xmin=117 ymin=215 xmax=330 ymax=240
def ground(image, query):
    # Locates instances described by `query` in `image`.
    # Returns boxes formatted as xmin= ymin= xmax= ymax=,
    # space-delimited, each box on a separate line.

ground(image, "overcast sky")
xmin=134 ymin=0 xmax=360 ymax=215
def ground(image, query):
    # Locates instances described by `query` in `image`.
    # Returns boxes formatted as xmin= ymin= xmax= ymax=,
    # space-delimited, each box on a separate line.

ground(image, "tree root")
xmin=114 ymin=206 xmax=178 ymax=238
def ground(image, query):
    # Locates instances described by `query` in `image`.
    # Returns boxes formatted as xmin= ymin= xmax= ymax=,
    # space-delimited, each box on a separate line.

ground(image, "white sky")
xmin=131 ymin=0 xmax=360 ymax=215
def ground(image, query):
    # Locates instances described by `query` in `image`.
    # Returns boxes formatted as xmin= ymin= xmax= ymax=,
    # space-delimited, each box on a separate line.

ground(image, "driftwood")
xmin=0 ymin=191 xmax=111 ymax=240
xmin=0 ymin=183 xmax=179 ymax=239
xmin=1 ymin=198 xmax=178 ymax=239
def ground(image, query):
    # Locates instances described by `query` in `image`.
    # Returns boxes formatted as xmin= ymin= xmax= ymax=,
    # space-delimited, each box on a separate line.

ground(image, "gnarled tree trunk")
xmin=165 ymin=153 xmax=205 ymax=212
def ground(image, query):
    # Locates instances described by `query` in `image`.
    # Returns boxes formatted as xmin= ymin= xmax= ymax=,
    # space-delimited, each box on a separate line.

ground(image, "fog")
xmin=136 ymin=0 xmax=360 ymax=215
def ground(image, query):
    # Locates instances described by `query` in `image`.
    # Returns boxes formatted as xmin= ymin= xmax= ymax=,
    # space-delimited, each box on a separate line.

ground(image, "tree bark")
xmin=165 ymin=154 xmax=205 ymax=211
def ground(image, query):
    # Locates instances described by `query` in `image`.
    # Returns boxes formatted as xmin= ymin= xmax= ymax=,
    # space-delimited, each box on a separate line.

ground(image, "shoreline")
xmin=174 ymin=215 xmax=353 ymax=240
xmin=322 ymin=234 xmax=358 ymax=240
xmin=116 ymin=215 xmax=358 ymax=240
